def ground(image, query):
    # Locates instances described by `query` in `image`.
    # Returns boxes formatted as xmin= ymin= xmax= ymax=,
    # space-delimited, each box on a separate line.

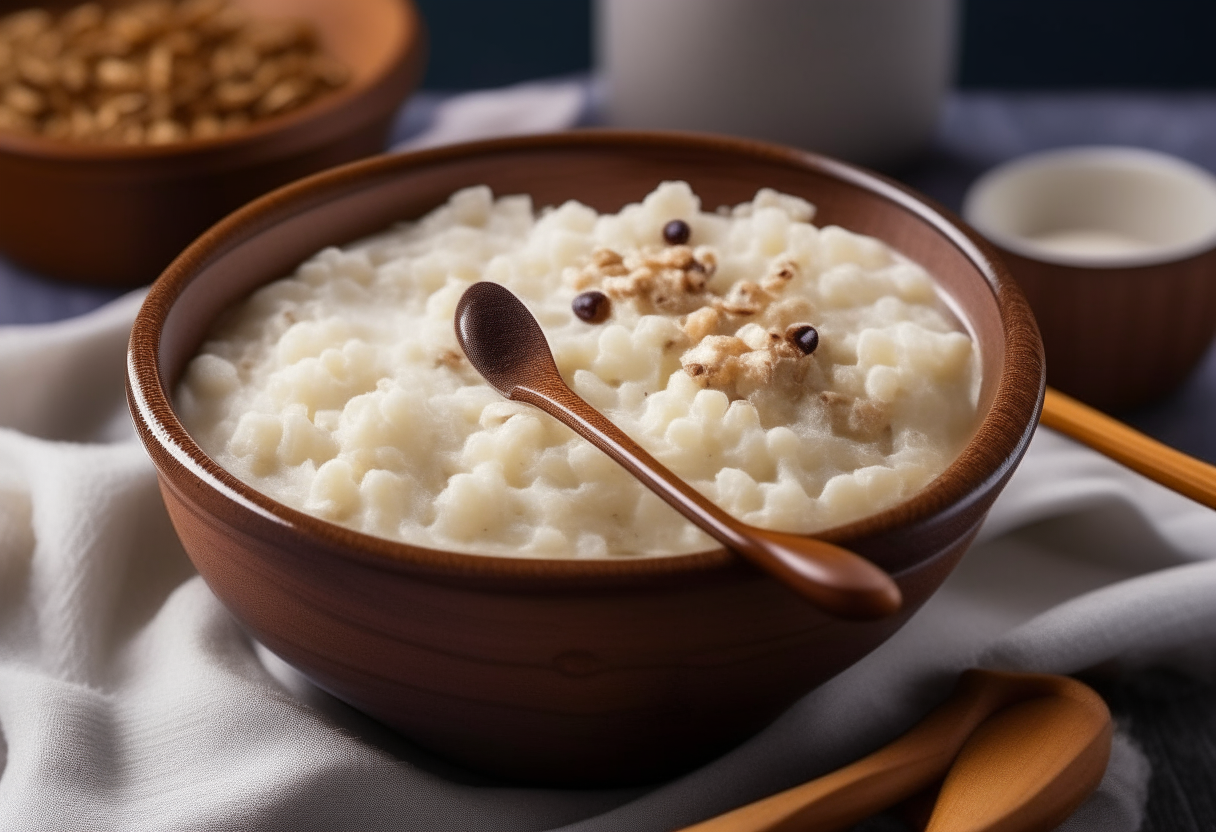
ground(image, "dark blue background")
xmin=414 ymin=0 xmax=1216 ymax=91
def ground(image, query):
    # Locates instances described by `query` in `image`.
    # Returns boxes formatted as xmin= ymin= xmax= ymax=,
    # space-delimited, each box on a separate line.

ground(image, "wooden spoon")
xmin=677 ymin=669 xmax=1112 ymax=832
xmin=453 ymin=281 xmax=902 ymax=621
xmin=1040 ymin=386 xmax=1216 ymax=511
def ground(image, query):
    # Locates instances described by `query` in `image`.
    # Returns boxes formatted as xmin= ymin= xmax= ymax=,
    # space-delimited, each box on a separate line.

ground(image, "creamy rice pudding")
xmin=177 ymin=182 xmax=979 ymax=557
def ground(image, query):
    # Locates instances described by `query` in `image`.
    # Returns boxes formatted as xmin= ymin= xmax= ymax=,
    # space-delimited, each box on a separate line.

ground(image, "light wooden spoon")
xmin=677 ymin=669 xmax=1112 ymax=832
xmin=1040 ymin=386 xmax=1216 ymax=511
xmin=453 ymin=281 xmax=902 ymax=621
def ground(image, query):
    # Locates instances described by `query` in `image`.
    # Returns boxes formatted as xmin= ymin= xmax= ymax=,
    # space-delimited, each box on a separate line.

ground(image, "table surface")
xmin=2 ymin=88 xmax=1213 ymax=831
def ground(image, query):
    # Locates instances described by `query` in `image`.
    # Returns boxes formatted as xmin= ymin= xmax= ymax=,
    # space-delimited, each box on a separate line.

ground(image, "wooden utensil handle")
xmin=678 ymin=670 xmax=1107 ymax=832
xmin=1040 ymin=387 xmax=1216 ymax=510
xmin=512 ymin=376 xmax=902 ymax=620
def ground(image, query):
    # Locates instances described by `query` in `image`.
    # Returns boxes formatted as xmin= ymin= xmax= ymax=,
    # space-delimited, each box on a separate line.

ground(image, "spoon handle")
xmin=676 ymin=670 xmax=1109 ymax=832
xmin=1040 ymin=387 xmax=1216 ymax=510
xmin=512 ymin=381 xmax=748 ymax=550
xmin=511 ymin=378 xmax=900 ymax=619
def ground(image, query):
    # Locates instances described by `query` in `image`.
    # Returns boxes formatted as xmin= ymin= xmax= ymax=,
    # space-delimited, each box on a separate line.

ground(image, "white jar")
xmin=596 ymin=0 xmax=957 ymax=168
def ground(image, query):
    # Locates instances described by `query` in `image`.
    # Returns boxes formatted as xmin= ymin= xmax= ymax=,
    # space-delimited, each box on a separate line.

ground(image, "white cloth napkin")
xmin=392 ymin=79 xmax=589 ymax=152
xmin=2 ymin=82 xmax=1215 ymax=831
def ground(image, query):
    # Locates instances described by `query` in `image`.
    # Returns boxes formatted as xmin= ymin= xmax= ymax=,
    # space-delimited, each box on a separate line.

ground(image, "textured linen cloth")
xmin=1 ymin=80 xmax=1215 ymax=831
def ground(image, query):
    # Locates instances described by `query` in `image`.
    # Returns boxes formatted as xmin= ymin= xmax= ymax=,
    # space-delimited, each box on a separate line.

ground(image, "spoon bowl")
xmin=454 ymin=281 xmax=902 ymax=620
xmin=679 ymin=669 xmax=1112 ymax=832
xmin=925 ymin=681 xmax=1112 ymax=832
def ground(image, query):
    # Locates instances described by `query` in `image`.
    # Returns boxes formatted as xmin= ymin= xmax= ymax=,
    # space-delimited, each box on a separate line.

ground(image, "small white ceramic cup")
xmin=962 ymin=146 xmax=1216 ymax=409
xmin=596 ymin=0 xmax=957 ymax=169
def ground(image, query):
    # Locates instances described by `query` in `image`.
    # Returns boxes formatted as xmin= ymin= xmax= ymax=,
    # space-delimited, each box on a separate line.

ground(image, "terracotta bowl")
xmin=963 ymin=146 xmax=1216 ymax=411
xmin=127 ymin=131 xmax=1045 ymax=786
xmin=0 ymin=0 xmax=425 ymax=286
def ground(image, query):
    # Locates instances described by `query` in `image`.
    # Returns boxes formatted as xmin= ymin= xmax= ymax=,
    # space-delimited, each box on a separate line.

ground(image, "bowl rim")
xmin=127 ymin=129 xmax=1045 ymax=585
xmin=0 ymin=0 xmax=426 ymax=162
xmin=961 ymin=144 xmax=1216 ymax=270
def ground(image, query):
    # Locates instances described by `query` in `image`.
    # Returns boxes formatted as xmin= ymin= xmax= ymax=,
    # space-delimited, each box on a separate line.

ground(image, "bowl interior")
xmin=158 ymin=141 xmax=1009 ymax=411
xmin=963 ymin=146 xmax=1216 ymax=268
xmin=244 ymin=0 xmax=407 ymax=92
xmin=140 ymin=132 xmax=1036 ymax=580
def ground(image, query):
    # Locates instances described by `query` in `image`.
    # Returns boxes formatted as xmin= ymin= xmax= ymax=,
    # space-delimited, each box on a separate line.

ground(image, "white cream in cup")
xmin=962 ymin=146 xmax=1216 ymax=269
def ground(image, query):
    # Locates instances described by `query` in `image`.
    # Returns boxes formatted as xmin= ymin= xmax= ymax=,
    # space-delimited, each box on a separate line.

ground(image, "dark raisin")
xmin=572 ymin=290 xmax=611 ymax=323
xmin=662 ymin=219 xmax=691 ymax=245
xmin=789 ymin=324 xmax=820 ymax=355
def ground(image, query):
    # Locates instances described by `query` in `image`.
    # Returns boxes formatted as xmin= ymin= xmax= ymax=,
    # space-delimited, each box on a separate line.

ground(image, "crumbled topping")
xmin=679 ymin=325 xmax=809 ymax=394
xmin=572 ymin=244 xmax=714 ymax=315
xmin=573 ymin=245 xmax=825 ymax=402
xmin=822 ymin=391 xmax=892 ymax=445
xmin=682 ymin=306 xmax=721 ymax=343
xmin=434 ymin=349 xmax=465 ymax=369
xmin=719 ymin=280 xmax=768 ymax=316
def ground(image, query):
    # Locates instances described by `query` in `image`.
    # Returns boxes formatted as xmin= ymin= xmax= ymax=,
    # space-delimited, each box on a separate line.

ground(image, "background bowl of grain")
xmin=127 ymin=130 xmax=1044 ymax=786
xmin=0 ymin=0 xmax=425 ymax=285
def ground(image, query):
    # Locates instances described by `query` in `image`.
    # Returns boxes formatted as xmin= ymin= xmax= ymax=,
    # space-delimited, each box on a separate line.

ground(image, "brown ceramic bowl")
xmin=127 ymin=131 xmax=1044 ymax=786
xmin=963 ymin=146 xmax=1216 ymax=411
xmin=0 ymin=0 xmax=425 ymax=286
